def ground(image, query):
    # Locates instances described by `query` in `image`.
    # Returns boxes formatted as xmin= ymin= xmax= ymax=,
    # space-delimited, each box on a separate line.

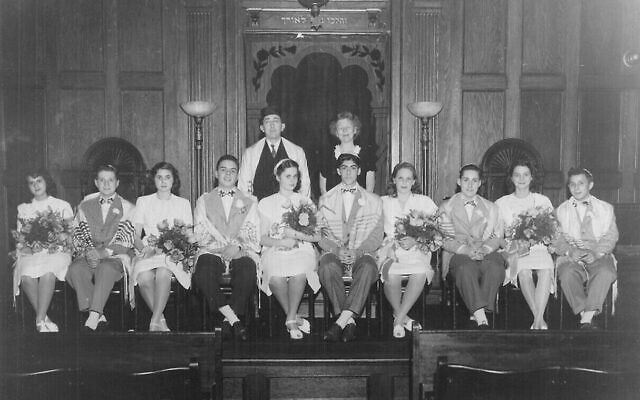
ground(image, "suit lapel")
xmin=83 ymin=197 xmax=103 ymax=229
xmin=205 ymin=191 xmax=228 ymax=233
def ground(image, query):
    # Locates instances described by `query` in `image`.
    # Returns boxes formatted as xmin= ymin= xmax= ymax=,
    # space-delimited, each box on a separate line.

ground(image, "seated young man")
xmin=555 ymin=167 xmax=618 ymax=330
xmin=317 ymin=153 xmax=383 ymax=342
xmin=192 ymin=155 xmax=260 ymax=340
xmin=67 ymin=164 xmax=136 ymax=331
xmin=438 ymin=164 xmax=505 ymax=329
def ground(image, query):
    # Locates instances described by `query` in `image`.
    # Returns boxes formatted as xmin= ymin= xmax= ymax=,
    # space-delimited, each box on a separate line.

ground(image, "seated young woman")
xmin=131 ymin=162 xmax=193 ymax=331
xmin=379 ymin=162 xmax=438 ymax=338
xmin=257 ymin=159 xmax=321 ymax=339
xmin=192 ymin=155 xmax=260 ymax=341
xmin=13 ymin=169 xmax=74 ymax=332
xmin=495 ymin=160 xmax=554 ymax=330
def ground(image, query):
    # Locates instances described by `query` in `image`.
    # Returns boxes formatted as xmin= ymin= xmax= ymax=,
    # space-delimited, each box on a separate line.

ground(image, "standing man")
xmin=555 ymin=167 xmax=618 ymax=329
xmin=317 ymin=154 xmax=383 ymax=342
xmin=238 ymin=106 xmax=311 ymax=200
xmin=438 ymin=164 xmax=505 ymax=329
xmin=67 ymin=164 xmax=136 ymax=331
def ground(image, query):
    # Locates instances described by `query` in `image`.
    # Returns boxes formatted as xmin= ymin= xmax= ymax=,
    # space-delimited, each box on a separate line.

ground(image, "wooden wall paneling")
xmin=185 ymin=5 xmax=217 ymax=199
xmin=58 ymin=0 xmax=104 ymax=72
xmin=226 ymin=0 xmax=244 ymax=158
xmin=118 ymin=0 xmax=164 ymax=72
xmin=521 ymin=0 xmax=563 ymax=75
xmin=619 ymin=91 xmax=639 ymax=202
xmin=461 ymin=91 xmax=504 ymax=165
xmin=436 ymin=0 xmax=462 ymax=201
xmin=121 ymin=90 xmax=165 ymax=166
xmin=560 ymin=0 xmax=581 ymax=198
xmin=579 ymin=0 xmax=624 ymax=78
xmin=520 ymin=90 xmax=564 ymax=204
xmin=403 ymin=2 xmax=442 ymax=196
xmin=462 ymin=0 xmax=507 ymax=74
xmin=504 ymin=0 xmax=522 ymax=139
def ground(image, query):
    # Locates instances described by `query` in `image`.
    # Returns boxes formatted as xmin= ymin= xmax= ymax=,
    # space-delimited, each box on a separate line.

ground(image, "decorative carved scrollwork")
xmin=341 ymin=44 xmax=385 ymax=91
xmin=252 ymin=45 xmax=298 ymax=91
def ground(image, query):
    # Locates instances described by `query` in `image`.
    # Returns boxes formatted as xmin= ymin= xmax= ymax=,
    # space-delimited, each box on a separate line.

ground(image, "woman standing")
xmin=131 ymin=162 xmax=193 ymax=331
xmin=14 ymin=169 xmax=73 ymax=332
xmin=319 ymin=112 xmax=376 ymax=194
xmin=495 ymin=160 xmax=554 ymax=330
xmin=258 ymin=159 xmax=321 ymax=339
xmin=379 ymin=163 xmax=438 ymax=338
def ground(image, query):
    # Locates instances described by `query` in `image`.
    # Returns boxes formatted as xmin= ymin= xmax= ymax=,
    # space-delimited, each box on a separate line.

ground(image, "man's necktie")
xmin=270 ymin=144 xmax=276 ymax=158
xmin=342 ymin=187 xmax=356 ymax=194
xmin=219 ymin=190 xmax=235 ymax=198
xmin=99 ymin=197 xmax=114 ymax=205
xmin=464 ymin=199 xmax=477 ymax=207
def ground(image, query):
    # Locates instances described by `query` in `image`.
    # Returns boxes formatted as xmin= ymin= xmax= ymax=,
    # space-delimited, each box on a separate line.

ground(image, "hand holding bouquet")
xmin=505 ymin=206 xmax=558 ymax=255
xmin=10 ymin=208 xmax=73 ymax=259
xmin=147 ymin=219 xmax=199 ymax=273
xmin=394 ymin=210 xmax=444 ymax=253
xmin=281 ymin=200 xmax=319 ymax=237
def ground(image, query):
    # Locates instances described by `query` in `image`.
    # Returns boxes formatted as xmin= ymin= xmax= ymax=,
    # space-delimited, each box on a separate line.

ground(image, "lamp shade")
xmin=180 ymin=101 xmax=215 ymax=118
xmin=407 ymin=101 xmax=443 ymax=119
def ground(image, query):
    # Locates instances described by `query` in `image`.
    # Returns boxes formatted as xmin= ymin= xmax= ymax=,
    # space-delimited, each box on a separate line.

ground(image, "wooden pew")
xmin=0 ymin=331 xmax=222 ymax=400
xmin=412 ymin=330 xmax=640 ymax=400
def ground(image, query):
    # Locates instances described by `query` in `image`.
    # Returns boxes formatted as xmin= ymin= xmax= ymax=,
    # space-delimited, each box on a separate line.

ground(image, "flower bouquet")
xmin=281 ymin=201 xmax=319 ymax=236
xmin=506 ymin=206 xmax=558 ymax=250
xmin=394 ymin=210 xmax=444 ymax=253
xmin=147 ymin=219 xmax=199 ymax=273
xmin=10 ymin=208 xmax=73 ymax=259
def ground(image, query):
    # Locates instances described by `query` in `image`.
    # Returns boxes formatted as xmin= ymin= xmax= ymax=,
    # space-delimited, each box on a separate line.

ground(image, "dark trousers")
xmin=318 ymin=253 xmax=378 ymax=317
xmin=449 ymin=252 xmax=505 ymax=313
xmin=191 ymin=254 xmax=256 ymax=317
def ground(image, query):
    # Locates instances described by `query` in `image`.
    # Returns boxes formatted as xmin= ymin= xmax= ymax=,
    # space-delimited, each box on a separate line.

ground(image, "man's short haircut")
xmin=567 ymin=167 xmax=594 ymax=183
xmin=95 ymin=164 xmax=119 ymax=180
xmin=336 ymin=153 xmax=362 ymax=169
xmin=459 ymin=163 xmax=483 ymax=179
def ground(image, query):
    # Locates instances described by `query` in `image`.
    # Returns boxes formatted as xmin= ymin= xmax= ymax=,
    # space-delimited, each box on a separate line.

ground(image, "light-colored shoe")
xmin=403 ymin=318 xmax=422 ymax=332
xmin=149 ymin=322 xmax=163 ymax=332
xmin=393 ymin=324 xmax=405 ymax=338
xmin=296 ymin=316 xmax=311 ymax=334
xmin=285 ymin=320 xmax=303 ymax=340
xmin=44 ymin=316 xmax=59 ymax=332
xmin=159 ymin=317 xmax=171 ymax=332
xmin=36 ymin=320 xmax=50 ymax=333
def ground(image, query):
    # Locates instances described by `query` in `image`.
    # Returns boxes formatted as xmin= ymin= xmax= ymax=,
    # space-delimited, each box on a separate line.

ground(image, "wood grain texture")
xmin=579 ymin=91 xmax=620 ymax=172
xmin=520 ymin=91 xmax=562 ymax=171
xmin=58 ymin=0 xmax=104 ymax=72
xmin=522 ymin=0 xmax=563 ymax=74
xmin=118 ymin=0 xmax=164 ymax=72
xmin=462 ymin=91 xmax=504 ymax=165
xmin=463 ymin=0 xmax=507 ymax=74
xmin=579 ymin=0 xmax=625 ymax=77
xmin=56 ymin=89 xmax=106 ymax=169
xmin=121 ymin=90 xmax=165 ymax=167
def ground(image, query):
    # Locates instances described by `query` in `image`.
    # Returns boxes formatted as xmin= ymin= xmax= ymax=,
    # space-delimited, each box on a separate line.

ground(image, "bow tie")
xmin=219 ymin=190 xmax=235 ymax=198
xmin=573 ymin=200 xmax=590 ymax=207
xmin=99 ymin=197 xmax=114 ymax=205
xmin=341 ymin=187 xmax=356 ymax=194
xmin=464 ymin=200 xmax=477 ymax=207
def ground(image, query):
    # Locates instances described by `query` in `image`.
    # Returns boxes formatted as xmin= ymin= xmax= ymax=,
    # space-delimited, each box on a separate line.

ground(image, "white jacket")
xmin=238 ymin=137 xmax=311 ymax=197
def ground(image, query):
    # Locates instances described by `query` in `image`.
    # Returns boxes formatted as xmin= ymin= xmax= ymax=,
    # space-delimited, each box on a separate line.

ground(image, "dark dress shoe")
xmin=323 ymin=323 xmax=343 ymax=342
xmin=232 ymin=321 xmax=248 ymax=341
xmin=95 ymin=319 xmax=109 ymax=332
xmin=477 ymin=322 xmax=490 ymax=330
xmin=579 ymin=322 xmax=598 ymax=330
xmin=222 ymin=320 xmax=233 ymax=339
xmin=342 ymin=323 xmax=357 ymax=342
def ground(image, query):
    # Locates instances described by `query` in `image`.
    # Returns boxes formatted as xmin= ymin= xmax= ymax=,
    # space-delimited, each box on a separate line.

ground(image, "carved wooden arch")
xmin=479 ymin=138 xmax=545 ymax=201
xmin=81 ymin=137 xmax=148 ymax=202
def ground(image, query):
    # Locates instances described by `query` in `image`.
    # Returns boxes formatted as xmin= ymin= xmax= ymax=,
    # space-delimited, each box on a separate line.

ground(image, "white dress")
xmin=257 ymin=192 xmax=320 ymax=296
xmin=379 ymin=194 xmax=438 ymax=282
xmin=131 ymin=194 xmax=193 ymax=289
xmin=495 ymin=193 xmax=554 ymax=285
xmin=13 ymin=197 xmax=74 ymax=296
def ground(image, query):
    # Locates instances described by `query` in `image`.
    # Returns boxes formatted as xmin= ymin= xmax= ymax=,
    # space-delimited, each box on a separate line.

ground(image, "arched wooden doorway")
xmin=244 ymin=31 xmax=390 ymax=197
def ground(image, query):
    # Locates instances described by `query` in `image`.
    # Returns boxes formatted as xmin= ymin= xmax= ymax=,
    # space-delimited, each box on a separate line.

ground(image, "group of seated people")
xmin=12 ymin=107 xmax=618 ymax=344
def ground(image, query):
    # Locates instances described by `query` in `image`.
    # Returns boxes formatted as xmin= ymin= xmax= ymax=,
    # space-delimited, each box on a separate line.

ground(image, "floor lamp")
xmin=407 ymin=101 xmax=443 ymax=195
xmin=180 ymin=101 xmax=215 ymax=197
